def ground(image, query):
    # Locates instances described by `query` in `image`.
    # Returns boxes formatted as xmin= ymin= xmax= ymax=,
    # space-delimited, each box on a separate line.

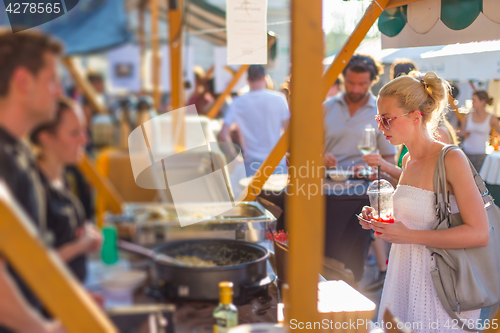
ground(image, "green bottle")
xmin=213 ymin=281 xmax=238 ymax=332
xmin=101 ymin=225 xmax=118 ymax=265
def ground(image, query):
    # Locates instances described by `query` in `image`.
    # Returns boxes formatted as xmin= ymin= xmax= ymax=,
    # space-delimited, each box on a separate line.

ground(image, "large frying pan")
xmin=119 ymin=239 xmax=270 ymax=301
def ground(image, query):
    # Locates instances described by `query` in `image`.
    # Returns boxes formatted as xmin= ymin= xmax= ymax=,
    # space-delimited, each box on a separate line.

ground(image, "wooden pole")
xmin=206 ymin=65 xmax=249 ymax=119
xmin=78 ymin=153 xmax=123 ymax=215
xmin=285 ymin=0 xmax=324 ymax=328
xmin=62 ymin=57 xmax=106 ymax=115
xmin=206 ymin=65 xmax=215 ymax=79
xmin=0 ymin=183 xmax=117 ymax=333
xmin=469 ymin=80 xmax=477 ymax=92
xmin=138 ymin=0 xmax=147 ymax=94
xmin=241 ymin=0 xmax=391 ymax=201
xmin=151 ymin=0 xmax=161 ymax=110
xmin=386 ymin=0 xmax=425 ymax=9
xmin=169 ymin=0 xmax=186 ymax=151
xmin=448 ymin=94 xmax=463 ymax=123
xmin=322 ymin=0 xmax=391 ymax=98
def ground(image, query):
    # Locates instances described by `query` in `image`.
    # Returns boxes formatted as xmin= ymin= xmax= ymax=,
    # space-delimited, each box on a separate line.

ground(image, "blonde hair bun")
xmin=379 ymin=71 xmax=450 ymax=134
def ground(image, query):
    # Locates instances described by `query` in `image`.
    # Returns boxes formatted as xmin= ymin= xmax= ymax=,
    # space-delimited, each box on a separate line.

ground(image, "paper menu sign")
xmin=226 ymin=0 xmax=268 ymax=65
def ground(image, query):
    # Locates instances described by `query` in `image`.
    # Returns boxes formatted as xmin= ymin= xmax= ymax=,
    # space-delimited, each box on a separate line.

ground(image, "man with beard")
xmin=323 ymin=55 xmax=395 ymax=169
xmin=321 ymin=55 xmax=395 ymax=286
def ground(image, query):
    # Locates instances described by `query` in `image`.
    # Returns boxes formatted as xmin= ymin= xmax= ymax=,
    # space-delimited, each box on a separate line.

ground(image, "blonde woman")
xmin=359 ymin=73 xmax=489 ymax=332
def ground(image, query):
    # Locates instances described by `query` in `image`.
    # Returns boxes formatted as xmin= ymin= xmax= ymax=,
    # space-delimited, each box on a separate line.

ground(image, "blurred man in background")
xmin=0 ymin=29 xmax=65 ymax=333
xmin=218 ymin=65 xmax=289 ymax=176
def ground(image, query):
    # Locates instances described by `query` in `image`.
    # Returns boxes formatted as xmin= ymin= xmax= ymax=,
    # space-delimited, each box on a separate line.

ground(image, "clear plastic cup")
xmin=367 ymin=180 xmax=395 ymax=235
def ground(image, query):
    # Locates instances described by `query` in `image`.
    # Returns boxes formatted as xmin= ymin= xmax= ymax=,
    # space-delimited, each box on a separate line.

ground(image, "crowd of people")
xmin=0 ymin=25 xmax=498 ymax=333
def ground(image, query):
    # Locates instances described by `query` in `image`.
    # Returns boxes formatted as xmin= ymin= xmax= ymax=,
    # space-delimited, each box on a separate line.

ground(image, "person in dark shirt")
xmin=0 ymin=28 xmax=65 ymax=333
xmin=30 ymin=99 xmax=102 ymax=283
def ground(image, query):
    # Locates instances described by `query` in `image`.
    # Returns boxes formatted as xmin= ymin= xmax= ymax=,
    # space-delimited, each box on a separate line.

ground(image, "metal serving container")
xmin=106 ymin=201 xmax=277 ymax=246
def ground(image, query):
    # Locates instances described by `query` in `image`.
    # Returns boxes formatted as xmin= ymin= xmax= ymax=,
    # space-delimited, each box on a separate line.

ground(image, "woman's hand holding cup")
xmin=358 ymin=206 xmax=375 ymax=230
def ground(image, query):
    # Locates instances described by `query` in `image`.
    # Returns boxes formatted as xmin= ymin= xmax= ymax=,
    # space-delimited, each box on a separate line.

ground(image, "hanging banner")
xmin=226 ymin=0 xmax=267 ymax=65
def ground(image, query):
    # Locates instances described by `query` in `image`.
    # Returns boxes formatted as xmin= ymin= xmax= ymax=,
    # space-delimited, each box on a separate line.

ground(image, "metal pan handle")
xmin=117 ymin=239 xmax=156 ymax=259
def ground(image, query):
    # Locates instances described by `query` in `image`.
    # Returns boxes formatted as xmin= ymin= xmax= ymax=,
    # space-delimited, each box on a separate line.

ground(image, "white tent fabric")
xmin=324 ymin=38 xmax=500 ymax=82
xmin=483 ymin=0 xmax=500 ymax=24
xmin=384 ymin=40 xmax=500 ymax=82
xmin=407 ymin=0 xmax=440 ymax=34
xmin=382 ymin=13 xmax=500 ymax=49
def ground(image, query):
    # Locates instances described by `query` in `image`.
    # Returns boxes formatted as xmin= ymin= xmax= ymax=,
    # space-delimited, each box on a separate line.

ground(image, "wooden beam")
xmin=469 ymin=80 xmax=477 ymax=92
xmin=241 ymin=0 xmax=391 ymax=201
xmin=322 ymin=0 xmax=391 ymax=97
xmin=151 ymin=0 xmax=161 ymax=110
xmin=206 ymin=65 xmax=215 ymax=79
xmin=138 ymin=1 xmax=147 ymax=94
xmin=62 ymin=57 xmax=106 ymax=115
xmin=78 ymin=153 xmax=123 ymax=215
xmin=286 ymin=0 xmax=324 ymax=327
xmin=0 ymin=183 xmax=117 ymax=333
xmin=224 ymin=66 xmax=237 ymax=76
xmin=206 ymin=65 xmax=249 ymax=119
xmin=386 ymin=0 xmax=425 ymax=10
xmin=448 ymin=94 xmax=463 ymax=124
xmin=237 ymin=129 xmax=289 ymax=202
xmin=169 ymin=0 xmax=186 ymax=151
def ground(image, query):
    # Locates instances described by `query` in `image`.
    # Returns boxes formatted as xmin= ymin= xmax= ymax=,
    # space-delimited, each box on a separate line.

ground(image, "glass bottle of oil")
xmin=213 ymin=281 xmax=238 ymax=332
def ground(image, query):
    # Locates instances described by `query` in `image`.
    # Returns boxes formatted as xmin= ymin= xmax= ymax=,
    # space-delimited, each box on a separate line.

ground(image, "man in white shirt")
xmin=218 ymin=65 xmax=289 ymax=176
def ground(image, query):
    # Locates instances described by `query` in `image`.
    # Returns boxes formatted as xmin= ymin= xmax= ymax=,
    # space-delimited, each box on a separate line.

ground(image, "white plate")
xmin=326 ymin=169 xmax=354 ymax=181
xmin=100 ymin=270 xmax=147 ymax=292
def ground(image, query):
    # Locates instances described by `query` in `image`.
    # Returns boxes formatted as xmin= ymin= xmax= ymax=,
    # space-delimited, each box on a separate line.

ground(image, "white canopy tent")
xmin=324 ymin=38 xmax=500 ymax=81
xmin=323 ymin=38 xmax=500 ymax=113
xmin=381 ymin=40 xmax=500 ymax=82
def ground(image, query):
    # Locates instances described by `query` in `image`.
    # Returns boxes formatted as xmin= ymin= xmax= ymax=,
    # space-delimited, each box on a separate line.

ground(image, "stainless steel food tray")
xmin=106 ymin=201 xmax=277 ymax=246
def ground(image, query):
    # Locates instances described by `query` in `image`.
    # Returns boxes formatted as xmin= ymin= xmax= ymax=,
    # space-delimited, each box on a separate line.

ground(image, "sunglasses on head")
xmin=375 ymin=110 xmax=425 ymax=130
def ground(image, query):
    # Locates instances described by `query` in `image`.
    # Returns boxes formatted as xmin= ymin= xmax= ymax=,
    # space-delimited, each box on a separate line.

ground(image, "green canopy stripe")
xmin=441 ymin=0 xmax=482 ymax=30
xmin=378 ymin=5 xmax=407 ymax=37
xmin=380 ymin=0 xmax=490 ymax=38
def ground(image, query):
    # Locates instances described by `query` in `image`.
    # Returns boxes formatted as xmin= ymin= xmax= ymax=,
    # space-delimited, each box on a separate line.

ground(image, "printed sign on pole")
xmin=226 ymin=0 xmax=268 ymax=65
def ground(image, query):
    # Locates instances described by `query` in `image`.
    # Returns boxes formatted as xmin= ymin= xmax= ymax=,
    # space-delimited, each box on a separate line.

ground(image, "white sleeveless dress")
xmin=378 ymin=185 xmax=480 ymax=333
